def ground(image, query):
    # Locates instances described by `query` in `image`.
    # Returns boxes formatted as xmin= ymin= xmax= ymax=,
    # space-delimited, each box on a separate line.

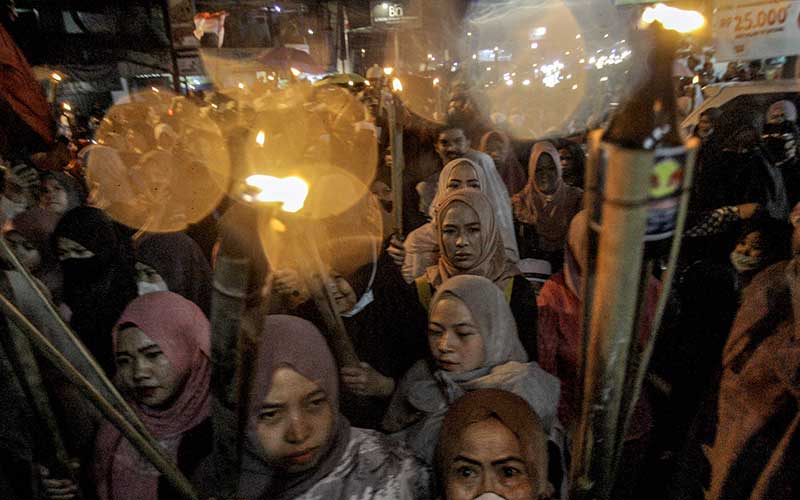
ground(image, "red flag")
xmin=0 ymin=23 xmax=53 ymax=146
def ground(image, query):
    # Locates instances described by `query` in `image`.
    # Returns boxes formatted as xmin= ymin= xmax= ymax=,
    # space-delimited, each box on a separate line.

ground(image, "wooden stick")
xmin=387 ymin=93 xmax=405 ymax=236
xmin=0 ymin=238 xmax=155 ymax=443
xmin=0 ymin=317 xmax=80 ymax=496
xmin=301 ymin=228 xmax=360 ymax=369
xmin=0 ymin=293 xmax=199 ymax=500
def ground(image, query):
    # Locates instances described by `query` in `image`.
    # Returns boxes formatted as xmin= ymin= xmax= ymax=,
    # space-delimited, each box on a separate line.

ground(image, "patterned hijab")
xmin=427 ymin=189 xmax=518 ymax=289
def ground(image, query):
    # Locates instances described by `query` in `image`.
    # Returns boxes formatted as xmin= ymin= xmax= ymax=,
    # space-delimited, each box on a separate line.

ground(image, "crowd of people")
xmin=1 ymin=45 xmax=799 ymax=500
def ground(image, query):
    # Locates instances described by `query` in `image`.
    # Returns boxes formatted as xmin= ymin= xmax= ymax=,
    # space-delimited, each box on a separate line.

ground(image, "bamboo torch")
xmin=385 ymin=77 xmax=405 ymax=237
xmin=569 ymin=6 xmax=706 ymax=499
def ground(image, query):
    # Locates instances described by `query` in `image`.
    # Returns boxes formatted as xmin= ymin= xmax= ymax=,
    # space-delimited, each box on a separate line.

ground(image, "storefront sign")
xmin=714 ymin=0 xmax=800 ymax=60
xmin=371 ymin=1 xmax=420 ymax=28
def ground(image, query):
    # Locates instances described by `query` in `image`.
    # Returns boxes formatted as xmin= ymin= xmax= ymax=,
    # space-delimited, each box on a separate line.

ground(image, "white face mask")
xmin=730 ymin=251 xmax=764 ymax=273
xmin=474 ymin=493 xmax=508 ymax=500
xmin=137 ymin=278 xmax=169 ymax=295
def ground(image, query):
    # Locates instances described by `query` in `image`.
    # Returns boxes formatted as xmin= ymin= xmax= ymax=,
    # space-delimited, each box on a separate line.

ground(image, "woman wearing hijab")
xmin=53 ymin=206 xmax=138 ymax=373
xmin=384 ymin=274 xmax=560 ymax=472
xmin=414 ymin=189 xmax=538 ymax=359
xmin=556 ymin=142 xmax=586 ymax=190
xmin=134 ymin=232 xmax=213 ymax=315
xmin=512 ymin=142 xmax=583 ymax=266
xmin=3 ymin=207 xmax=62 ymax=300
xmin=238 ymin=315 xmax=430 ymax=500
xmin=42 ymin=292 xmax=212 ymax=500
xmin=436 ymin=389 xmax=551 ymax=500
xmin=403 ymin=157 xmax=519 ymax=283
xmin=479 ymin=131 xmax=527 ymax=196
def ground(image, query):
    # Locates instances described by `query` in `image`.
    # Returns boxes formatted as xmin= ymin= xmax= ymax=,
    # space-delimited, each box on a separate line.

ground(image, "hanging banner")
xmin=713 ymin=0 xmax=800 ymax=61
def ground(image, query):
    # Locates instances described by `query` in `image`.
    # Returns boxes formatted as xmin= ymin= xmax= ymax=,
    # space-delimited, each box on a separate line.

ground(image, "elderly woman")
xmin=436 ymin=389 xmax=552 ymax=500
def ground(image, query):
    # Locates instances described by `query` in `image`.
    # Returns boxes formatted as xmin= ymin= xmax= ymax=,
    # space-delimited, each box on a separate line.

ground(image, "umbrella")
xmin=256 ymin=47 xmax=324 ymax=75
xmin=313 ymin=73 xmax=367 ymax=87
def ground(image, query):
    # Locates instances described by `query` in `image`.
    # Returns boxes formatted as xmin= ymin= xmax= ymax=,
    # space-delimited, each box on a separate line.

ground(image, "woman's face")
xmin=428 ymin=296 xmax=485 ymax=373
xmin=485 ymin=138 xmax=507 ymax=165
xmin=446 ymin=162 xmax=481 ymax=193
xmin=252 ymin=367 xmax=335 ymax=474
xmin=444 ymin=418 xmax=535 ymax=500
xmin=735 ymin=231 xmax=765 ymax=259
xmin=41 ymin=178 xmax=69 ymax=215
xmin=441 ymin=202 xmax=483 ymax=271
xmin=535 ymin=153 xmax=559 ymax=195
xmin=57 ymin=237 xmax=95 ymax=261
xmin=5 ymin=232 xmax=41 ymax=271
xmin=327 ymin=272 xmax=358 ymax=314
xmin=115 ymin=327 xmax=185 ymax=409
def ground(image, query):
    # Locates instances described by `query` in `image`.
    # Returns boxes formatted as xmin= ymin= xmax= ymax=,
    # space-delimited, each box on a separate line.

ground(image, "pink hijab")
xmin=512 ymin=142 xmax=583 ymax=252
xmin=94 ymin=292 xmax=211 ymax=500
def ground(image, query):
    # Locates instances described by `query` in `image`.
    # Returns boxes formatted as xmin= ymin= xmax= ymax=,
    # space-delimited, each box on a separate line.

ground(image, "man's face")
xmin=448 ymin=95 xmax=474 ymax=125
xmin=436 ymin=129 xmax=470 ymax=164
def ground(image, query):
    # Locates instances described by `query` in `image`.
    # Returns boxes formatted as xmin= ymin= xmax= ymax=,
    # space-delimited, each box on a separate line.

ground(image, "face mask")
xmin=137 ymin=278 xmax=169 ymax=295
xmin=761 ymin=122 xmax=798 ymax=167
xmin=730 ymin=251 xmax=764 ymax=273
xmin=474 ymin=493 xmax=508 ymax=500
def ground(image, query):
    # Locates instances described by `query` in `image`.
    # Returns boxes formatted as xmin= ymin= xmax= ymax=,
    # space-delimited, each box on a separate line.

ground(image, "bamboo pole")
xmin=388 ymin=94 xmax=405 ymax=236
xmin=0 ymin=238 xmax=156 ymax=443
xmin=0 ymin=318 xmax=80 ymax=496
xmin=301 ymin=227 xmax=360 ymax=369
xmin=569 ymin=144 xmax=654 ymax=500
xmin=0 ymin=293 xmax=199 ymax=500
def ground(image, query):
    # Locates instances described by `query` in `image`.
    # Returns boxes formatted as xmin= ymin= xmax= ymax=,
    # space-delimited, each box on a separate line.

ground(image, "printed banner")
xmin=714 ymin=0 xmax=800 ymax=61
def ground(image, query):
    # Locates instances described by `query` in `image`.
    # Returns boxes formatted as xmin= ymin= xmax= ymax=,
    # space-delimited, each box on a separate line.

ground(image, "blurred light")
xmin=151 ymin=87 xmax=160 ymax=93
xmin=307 ymin=29 xmax=314 ymax=35
xmin=572 ymin=84 xmax=579 ymax=90
xmin=50 ymin=72 xmax=62 ymax=82
xmin=575 ymin=34 xmax=581 ymax=39
xmin=290 ymin=67 xmax=301 ymax=77
xmin=589 ymin=57 xmax=596 ymax=64
xmin=579 ymin=58 xmax=586 ymax=64
xmin=493 ymin=46 xmax=499 ymax=51
xmin=565 ymin=51 xmax=571 ymax=55
xmin=641 ymin=3 xmax=705 ymax=32
xmin=486 ymin=67 xmax=492 ymax=71
xmin=600 ymin=76 xmax=609 ymax=82
xmin=530 ymin=42 xmax=539 ymax=49
xmin=427 ymin=53 xmax=434 ymax=59
xmin=245 ymin=175 xmax=308 ymax=213
xmin=62 ymin=102 xmax=71 ymax=111
xmin=238 ymin=82 xmax=245 ymax=89
xmin=392 ymin=78 xmax=403 ymax=92
xmin=383 ymin=67 xmax=394 ymax=76
xmin=348 ymin=80 xmax=354 ymax=86
xmin=692 ymin=75 xmax=700 ymax=84
xmin=267 ymin=75 xmax=275 ymax=81
xmin=467 ymin=32 xmax=473 ymax=36
xmin=256 ymin=130 xmax=266 ymax=146
xmin=472 ymin=54 xmax=477 ymax=60
xmin=567 ymin=74 xmax=572 ymax=79
xmin=432 ymin=77 xmax=440 ymax=86
xmin=361 ymin=48 xmax=366 ymax=54
xmin=604 ymin=33 xmax=609 ymax=38
xmin=274 ymin=5 xmax=281 ymax=12
xmin=365 ymin=80 xmax=371 ymax=86
xmin=522 ymin=79 xmax=531 ymax=86
xmin=211 ymin=103 xmax=218 ymax=109
xmin=505 ymin=79 xmax=514 ymax=86
xmin=382 ymin=2 xmax=388 ymax=8
xmin=541 ymin=60 xmax=565 ymax=88
xmin=534 ymin=27 xmax=547 ymax=37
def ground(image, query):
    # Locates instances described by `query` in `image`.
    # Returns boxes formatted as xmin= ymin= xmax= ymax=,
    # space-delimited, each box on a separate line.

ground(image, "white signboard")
xmin=714 ymin=0 xmax=800 ymax=61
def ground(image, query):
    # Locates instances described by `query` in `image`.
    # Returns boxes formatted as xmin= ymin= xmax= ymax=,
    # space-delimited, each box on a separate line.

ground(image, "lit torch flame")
xmin=256 ymin=130 xmax=266 ymax=146
xmin=392 ymin=78 xmax=403 ymax=92
xmin=641 ymin=3 xmax=705 ymax=33
xmin=245 ymin=175 xmax=309 ymax=213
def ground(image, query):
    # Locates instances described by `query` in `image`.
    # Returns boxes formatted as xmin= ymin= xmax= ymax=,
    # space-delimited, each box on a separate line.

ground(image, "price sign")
xmin=714 ymin=0 xmax=800 ymax=60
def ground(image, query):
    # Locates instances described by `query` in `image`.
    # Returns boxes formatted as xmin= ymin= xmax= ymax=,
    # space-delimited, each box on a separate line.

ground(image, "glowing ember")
xmin=641 ymin=3 xmax=705 ymax=33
